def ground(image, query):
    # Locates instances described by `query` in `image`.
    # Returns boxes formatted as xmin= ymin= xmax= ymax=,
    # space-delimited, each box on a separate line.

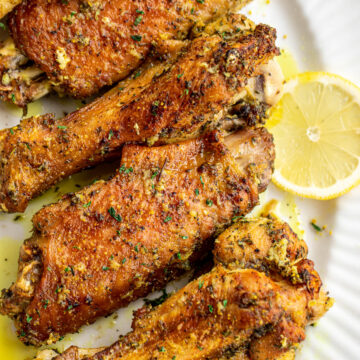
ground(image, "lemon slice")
xmin=267 ymin=72 xmax=360 ymax=200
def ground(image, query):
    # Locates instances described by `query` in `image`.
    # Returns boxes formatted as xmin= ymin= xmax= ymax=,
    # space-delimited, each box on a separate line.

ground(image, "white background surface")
xmin=0 ymin=0 xmax=359 ymax=359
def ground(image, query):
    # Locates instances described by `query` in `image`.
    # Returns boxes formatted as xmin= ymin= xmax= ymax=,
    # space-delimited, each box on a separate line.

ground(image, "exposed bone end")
xmin=0 ymin=37 xmax=51 ymax=106
xmin=224 ymin=127 xmax=275 ymax=193
xmin=218 ymin=58 xmax=284 ymax=136
xmin=34 ymin=347 xmax=105 ymax=360
xmin=247 ymin=59 xmax=284 ymax=107
xmin=308 ymin=288 xmax=334 ymax=323
xmin=0 ymin=239 xmax=42 ymax=319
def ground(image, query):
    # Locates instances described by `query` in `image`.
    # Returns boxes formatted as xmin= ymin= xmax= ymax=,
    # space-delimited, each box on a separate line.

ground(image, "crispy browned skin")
xmin=8 ymin=0 xmax=251 ymax=99
xmin=0 ymin=127 xmax=274 ymax=345
xmin=0 ymin=18 xmax=280 ymax=213
xmin=37 ymin=218 xmax=331 ymax=360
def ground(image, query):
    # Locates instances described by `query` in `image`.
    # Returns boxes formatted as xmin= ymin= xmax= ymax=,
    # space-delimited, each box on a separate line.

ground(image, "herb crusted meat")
xmin=33 ymin=217 xmax=332 ymax=360
xmin=0 ymin=15 xmax=281 ymax=213
xmin=0 ymin=126 xmax=275 ymax=345
xmin=7 ymin=0 xmax=251 ymax=100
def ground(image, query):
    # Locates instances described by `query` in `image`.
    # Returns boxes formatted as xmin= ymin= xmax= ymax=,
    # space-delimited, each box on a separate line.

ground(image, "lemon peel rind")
xmin=272 ymin=169 xmax=360 ymax=200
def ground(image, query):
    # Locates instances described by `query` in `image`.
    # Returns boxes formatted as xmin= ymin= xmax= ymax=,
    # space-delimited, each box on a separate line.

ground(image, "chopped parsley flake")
xmin=57 ymin=125 xmax=67 ymax=130
xmin=196 ymin=0 xmax=205 ymax=3
xmin=83 ymin=201 xmax=91 ymax=208
xmin=198 ymin=280 xmax=204 ymax=289
xmin=310 ymin=222 xmax=322 ymax=232
xmin=208 ymin=304 xmax=213 ymax=313
xmin=206 ymin=199 xmax=213 ymax=207
xmin=134 ymin=244 xmax=139 ymax=252
xmin=136 ymin=9 xmax=144 ymax=14
xmin=131 ymin=34 xmax=142 ymax=42
xmin=200 ymin=176 xmax=204 ymax=187
xmin=184 ymin=88 xmax=189 ymax=95
xmin=11 ymin=93 xmax=16 ymax=103
xmin=26 ymin=314 xmax=32 ymax=323
xmin=232 ymin=215 xmax=243 ymax=222
xmin=151 ymin=170 xmax=159 ymax=179
xmin=122 ymin=258 xmax=127 ymax=264
xmin=119 ymin=164 xmax=133 ymax=174
xmin=181 ymin=235 xmax=188 ymax=239
xmin=223 ymin=299 xmax=228 ymax=307
xmin=177 ymin=73 xmax=183 ymax=79
xmin=0 ymin=22 xmax=6 ymax=30
xmin=134 ymin=15 xmax=142 ymax=26
xmin=195 ymin=188 xmax=199 ymax=196
xmin=43 ymin=299 xmax=49 ymax=309
xmin=159 ymin=346 xmax=166 ymax=352
xmin=10 ymin=128 xmax=14 ymax=135
xmin=108 ymin=207 xmax=122 ymax=222
xmin=65 ymin=266 xmax=74 ymax=275
xmin=134 ymin=70 xmax=141 ymax=78
xmin=102 ymin=266 xmax=110 ymax=271
xmin=176 ymin=252 xmax=181 ymax=259
xmin=108 ymin=129 xmax=114 ymax=140
xmin=164 ymin=215 xmax=172 ymax=223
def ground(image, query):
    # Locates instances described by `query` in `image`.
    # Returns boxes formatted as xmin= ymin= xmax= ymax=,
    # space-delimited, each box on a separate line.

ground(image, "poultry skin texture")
xmin=34 ymin=217 xmax=332 ymax=360
xmin=0 ymin=15 xmax=281 ymax=213
xmin=7 ymin=0 xmax=251 ymax=100
xmin=0 ymin=126 xmax=275 ymax=345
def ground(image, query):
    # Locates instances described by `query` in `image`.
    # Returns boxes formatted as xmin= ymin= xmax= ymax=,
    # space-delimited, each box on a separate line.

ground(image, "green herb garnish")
xmin=206 ymin=199 xmax=213 ymax=207
xmin=131 ymin=34 xmax=142 ymax=42
xmin=83 ymin=201 xmax=91 ymax=208
xmin=108 ymin=207 xmax=122 ymax=222
xmin=310 ymin=222 xmax=322 ymax=232
xmin=134 ymin=15 xmax=142 ymax=26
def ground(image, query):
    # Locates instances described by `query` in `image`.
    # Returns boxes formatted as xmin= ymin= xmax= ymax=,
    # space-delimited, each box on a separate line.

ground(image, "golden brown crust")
xmin=0 ymin=128 xmax=274 ymax=345
xmin=8 ymin=0 xmax=251 ymax=98
xmin=34 ymin=218 xmax=332 ymax=360
xmin=213 ymin=217 xmax=308 ymax=278
xmin=0 ymin=20 xmax=279 ymax=213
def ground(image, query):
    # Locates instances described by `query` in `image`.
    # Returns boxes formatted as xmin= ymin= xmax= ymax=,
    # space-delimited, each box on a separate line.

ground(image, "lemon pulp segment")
xmin=267 ymin=72 xmax=360 ymax=199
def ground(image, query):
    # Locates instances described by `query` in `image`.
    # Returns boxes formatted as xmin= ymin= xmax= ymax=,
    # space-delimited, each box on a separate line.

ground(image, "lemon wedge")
xmin=267 ymin=72 xmax=360 ymax=200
